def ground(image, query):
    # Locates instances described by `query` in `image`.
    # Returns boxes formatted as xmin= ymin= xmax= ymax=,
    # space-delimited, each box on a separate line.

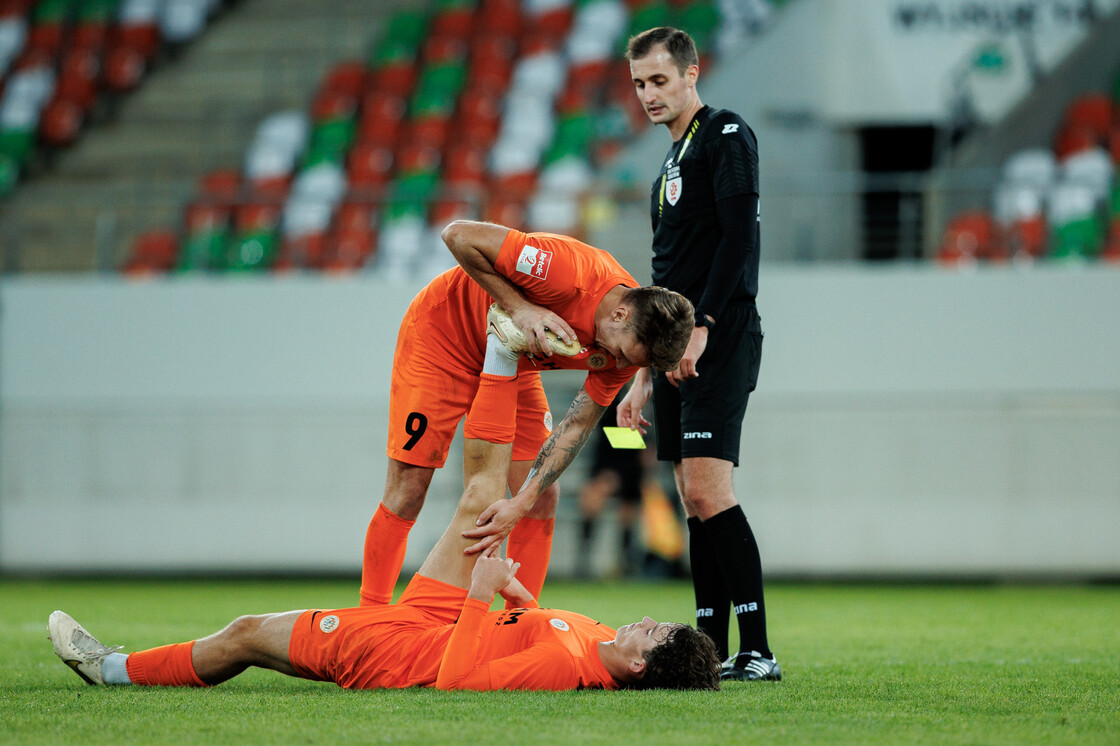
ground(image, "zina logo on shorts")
xmin=516 ymin=244 xmax=553 ymax=280
xmin=319 ymin=614 xmax=340 ymax=633
xmin=683 ymin=431 xmax=713 ymax=439
xmin=696 ymin=608 xmax=714 ymax=618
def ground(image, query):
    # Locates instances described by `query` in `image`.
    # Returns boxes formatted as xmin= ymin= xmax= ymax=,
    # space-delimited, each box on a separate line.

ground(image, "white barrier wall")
xmin=2 ymin=265 xmax=1119 ymax=577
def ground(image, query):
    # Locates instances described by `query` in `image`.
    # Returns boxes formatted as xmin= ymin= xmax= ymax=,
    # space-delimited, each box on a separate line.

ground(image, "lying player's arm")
xmin=436 ymin=549 xmax=526 ymax=690
xmin=441 ymin=220 xmax=576 ymax=354
xmin=462 ymin=385 xmax=607 ymax=554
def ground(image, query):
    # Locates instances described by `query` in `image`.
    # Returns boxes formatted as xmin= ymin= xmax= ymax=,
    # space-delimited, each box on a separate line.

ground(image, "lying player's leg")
xmin=49 ymin=609 xmax=303 ymax=687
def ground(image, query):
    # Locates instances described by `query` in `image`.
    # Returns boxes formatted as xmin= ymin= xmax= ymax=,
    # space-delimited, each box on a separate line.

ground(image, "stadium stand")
xmin=939 ymin=82 xmax=1120 ymax=267
xmin=122 ymin=0 xmax=782 ymax=277
xmin=0 ymin=0 xmax=233 ymax=200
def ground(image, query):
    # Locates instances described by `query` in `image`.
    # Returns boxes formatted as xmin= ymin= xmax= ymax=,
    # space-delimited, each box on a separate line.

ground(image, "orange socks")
xmin=463 ymin=373 xmax=518 ymax=443
xmin=359 ymin=503 xmax=417 ymax=606
xmin=125 ymin=641 xmax=206 ymax=687
xmin=505 ymin=517 xmax=554 ymax=605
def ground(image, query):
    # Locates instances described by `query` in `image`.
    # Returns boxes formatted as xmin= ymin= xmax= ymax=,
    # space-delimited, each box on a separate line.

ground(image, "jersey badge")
xmin=544 ymin=411 xmax=553 ymax=432
xmin=516 ymin=244 xmax=552 ymax=280
xmin=666 ymin=176 xmax=682 ymax=206
xmin=319 ymin=614 xmax=340 ymax=633
xmin=550 ymin=618 xmax=570 ymax=631
xmin=722 ymin=123 xmax=739 ymax=134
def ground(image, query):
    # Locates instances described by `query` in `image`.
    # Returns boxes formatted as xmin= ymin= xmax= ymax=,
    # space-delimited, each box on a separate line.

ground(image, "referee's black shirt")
xmin=649 ymin=105 xmax=760 ymax=321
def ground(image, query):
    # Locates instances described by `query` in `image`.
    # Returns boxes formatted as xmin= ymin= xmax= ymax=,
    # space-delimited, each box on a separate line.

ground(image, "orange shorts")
xmin=288 ymin=574 xmax=466 ymax=690
xmin=387 ymin=315 xmax=552 ymax=468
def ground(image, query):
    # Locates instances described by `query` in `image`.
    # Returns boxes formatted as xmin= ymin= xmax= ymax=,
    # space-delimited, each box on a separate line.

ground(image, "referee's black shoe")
xmin=720 ymin=651 xmax=781 ymax=682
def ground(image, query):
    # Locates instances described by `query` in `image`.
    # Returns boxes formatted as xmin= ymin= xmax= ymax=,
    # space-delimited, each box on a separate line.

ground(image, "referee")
xmin=618 ymin=27 xmax=776 ymax=682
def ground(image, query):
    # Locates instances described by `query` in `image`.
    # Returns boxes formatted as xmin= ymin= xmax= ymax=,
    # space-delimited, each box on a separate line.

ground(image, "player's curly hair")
xmin=626 ymin=27 xmax=699 ymax=76
xmin=623 ymin=286 xmax=694 ymax=372
xmin=628 ymin=624 xmax=722 ymax=691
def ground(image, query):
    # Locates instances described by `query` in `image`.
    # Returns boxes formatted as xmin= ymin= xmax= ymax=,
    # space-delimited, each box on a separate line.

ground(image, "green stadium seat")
xmin=227 ymin=230 xmax=279 ymax=271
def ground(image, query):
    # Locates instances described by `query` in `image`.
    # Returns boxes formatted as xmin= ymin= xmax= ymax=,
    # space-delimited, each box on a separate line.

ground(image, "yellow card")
xmin=602 ymin=427 xmax=646 ymax=449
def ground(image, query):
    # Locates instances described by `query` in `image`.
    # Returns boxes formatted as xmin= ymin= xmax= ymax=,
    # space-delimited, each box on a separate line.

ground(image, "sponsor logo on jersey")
xmin=734 ymin=602 xmax=759 ymax=614
xmin=550 ymin=618 xmax=570 ymax=631
xmin=666 ymin=176 xmax=682 ymax=206
xmin=722 ymin=123 xmax=739 ymax=134
xmin=319 ymin=614 xmax=340 ymax=633
xmin=683 ymin=431 xmax=713 ymax=439
xmin=516 ymin=244 xmax=552 ymax=279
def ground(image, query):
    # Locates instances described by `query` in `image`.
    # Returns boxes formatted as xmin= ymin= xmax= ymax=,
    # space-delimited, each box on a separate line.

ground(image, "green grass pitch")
xmin=2 ymin=578 xmax=1118 ymax=745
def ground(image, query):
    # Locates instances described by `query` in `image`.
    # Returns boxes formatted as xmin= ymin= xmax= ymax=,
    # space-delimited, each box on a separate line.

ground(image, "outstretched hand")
xmin=461 ymin=498 xmax=526 ymax=555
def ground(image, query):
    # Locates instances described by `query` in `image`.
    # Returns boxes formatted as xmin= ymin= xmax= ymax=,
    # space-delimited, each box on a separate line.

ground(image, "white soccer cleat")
xmin=48 ymin=610 xmax=122 ymax=685
xmin=487 ymin=303 xmax=582 ymax=357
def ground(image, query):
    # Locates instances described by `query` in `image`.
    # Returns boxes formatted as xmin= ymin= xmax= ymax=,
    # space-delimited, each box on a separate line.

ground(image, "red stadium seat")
xmin=1054 ymin=124 xmax=1099 ymax=162
xmin=183 ymin=201 xmax=231 ymax=233
xmin=1004 ymin=215 xmax=1047 ymax=259
xmin=443 ymin=143 xmax=486 ymax=190
xmin=70 ymin=21 xmax=109 ymax=52
xmin=484 ymin=192 xmax=526 ymax=227
xmin=476 ymin=0 xmax=520 ymax=37
xmin=358 ymin=93 xmax=406 ymax=147
xmin=403 ymin=114 xmax=450 ymax=150
xmin=235 ymin=201 xmax=282 ymax=232
xmin=346 ymin=141 xmax=394 ymax=191
xmin=25 ymin=22 xmax=64 ymax=58
xmin=325 ymin=226 xmax=377 ymax=271
xmin=38 ymin=96 xmax=83 ymax=147
xmin=111 ymin=23 xmax=160 ymax=61
xmin=395 ymin=140 xmax=440 ymax=174
xmin=430 ymin=6 xmax=473 ymax=40
xmin=422 ymin=34 xmax=467 ymax=65
xmin=123 ymin=230 xmax=179 ymax=275
xmin=102 ymin=44 xmax=145 ymax=92
xmin=1063 ymin=94 xmax=1113 ymax=142
xmin=198 ymin=169 xmax=241 ymax=200
xmin=938 ymin=210 xmax=999 ymax=265
xmin=371 ymin=62 xmax=417 ymax=99
xmin=322 ymin=61 xmax=366 ymax=99
xmin=311 ymin=88 xmax=358 ymax=122
xmin=334 ymin=200 xmax=373 ymax=233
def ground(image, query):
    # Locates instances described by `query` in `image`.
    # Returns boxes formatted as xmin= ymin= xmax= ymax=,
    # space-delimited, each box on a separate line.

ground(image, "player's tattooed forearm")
xmin=529 ymin=389 xmax=606 ymax=491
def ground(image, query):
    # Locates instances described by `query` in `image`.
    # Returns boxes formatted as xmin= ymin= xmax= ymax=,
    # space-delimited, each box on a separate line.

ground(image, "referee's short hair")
xmin=626 ymin=27 xmax=699 ymax=76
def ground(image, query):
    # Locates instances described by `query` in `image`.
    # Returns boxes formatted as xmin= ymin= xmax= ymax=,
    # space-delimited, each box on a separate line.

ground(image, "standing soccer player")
xmin=619 ymin=27 xmax=777 ymax=681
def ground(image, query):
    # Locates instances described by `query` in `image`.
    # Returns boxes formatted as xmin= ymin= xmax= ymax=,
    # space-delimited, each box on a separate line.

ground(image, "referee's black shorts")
xmin=652 ymin=302 xmax=762 ymax=466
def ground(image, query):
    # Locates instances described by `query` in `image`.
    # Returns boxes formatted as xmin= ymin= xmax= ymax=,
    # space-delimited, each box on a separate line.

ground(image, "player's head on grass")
xmin=616 ymin=286 xmax=694 ymax=372
xmin=605 ymin=617 xmax=721 ymax=691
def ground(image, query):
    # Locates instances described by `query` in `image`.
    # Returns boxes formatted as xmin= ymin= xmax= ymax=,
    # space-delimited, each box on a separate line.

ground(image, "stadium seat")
xmin=1060 ymin=147 xmax=1113 ymax=201
xmin=937 ymin=210 xmax=998 ymax=266
xmin=347 ymin=141 xmax=394 ymax=193
xmin=123 ymin=229 xmax=179 ymax=275
xmin=1048 ymin=182 xmax=1101 ymax=260
xmin=1062 ymin=93 xmax=1113 ymax=143
xmin=357 ymin=93 xmax=406 ymax=147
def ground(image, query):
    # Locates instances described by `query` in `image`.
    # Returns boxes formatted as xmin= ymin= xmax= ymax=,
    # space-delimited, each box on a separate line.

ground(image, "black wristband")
xmin=694 ymin=312 xmax=714 ymax=329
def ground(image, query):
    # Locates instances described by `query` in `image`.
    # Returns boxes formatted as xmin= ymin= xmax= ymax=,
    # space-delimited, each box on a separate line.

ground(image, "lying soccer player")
xmin=50 ymin=438 xmax=722 ymax=692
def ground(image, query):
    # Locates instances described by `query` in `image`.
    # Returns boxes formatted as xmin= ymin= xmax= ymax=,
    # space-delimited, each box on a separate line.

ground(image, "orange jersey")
xmin=288 ymin=575 xmax=618 ymax=691
xmin=434 ymin=600 xmax=619 ymax=691
xmin=402 ymin=227 xmax=639 ymax=406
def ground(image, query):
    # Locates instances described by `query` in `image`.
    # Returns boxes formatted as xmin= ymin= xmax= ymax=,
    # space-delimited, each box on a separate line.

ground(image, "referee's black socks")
xmin=689 ymin=506 xmax=772 ymax=661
